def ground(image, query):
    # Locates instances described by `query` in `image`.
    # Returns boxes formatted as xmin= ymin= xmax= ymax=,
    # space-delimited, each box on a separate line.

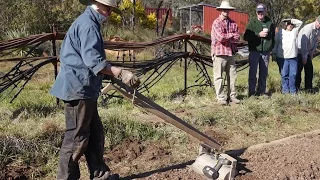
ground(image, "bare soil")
xmin=235 ymin=130 xmax=320 ymax=180
xmin=3 ymin=129 xmax=320 ymax=180
xmin=106 ymin=130 xmax=320 ymax=180
xmin=1 ymin=166 xmax=30 ymax=180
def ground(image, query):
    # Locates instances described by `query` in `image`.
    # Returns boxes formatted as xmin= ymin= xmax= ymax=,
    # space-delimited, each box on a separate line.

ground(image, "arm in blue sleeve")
xmin=80 ymin=26 xmax=110 ymax=76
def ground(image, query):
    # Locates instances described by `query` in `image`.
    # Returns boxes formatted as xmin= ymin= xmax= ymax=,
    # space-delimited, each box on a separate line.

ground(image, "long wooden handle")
xmin=101 ymin=78 xmax=221 ymax=150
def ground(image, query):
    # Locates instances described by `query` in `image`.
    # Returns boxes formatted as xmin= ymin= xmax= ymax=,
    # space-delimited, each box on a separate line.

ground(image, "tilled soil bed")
xmin=3 ymin=131 xmax=320 ymax=180
xmin=235 ymin=130 xmax=320 ymax=180
xmin=113 ymin=130 xmax=320 ymax=180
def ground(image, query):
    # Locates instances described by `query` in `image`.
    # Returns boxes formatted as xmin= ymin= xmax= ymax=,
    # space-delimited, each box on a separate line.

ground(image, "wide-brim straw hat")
xmin=79 ymin=0 xmax=122 ymax=15
xmin=216 ymin=0 xmax=235 ymax=10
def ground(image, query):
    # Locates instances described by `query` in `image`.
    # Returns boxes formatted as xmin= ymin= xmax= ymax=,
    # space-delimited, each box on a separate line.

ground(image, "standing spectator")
xmin=296 ymin=16 xmax=320 ymax=92
xmin=211 ymin=0 xmax=240 ymax=105
xmin=244 ymin=4 xmax=275 ymax=97
xmin=272 ymin=18 xmax=303 ymax=94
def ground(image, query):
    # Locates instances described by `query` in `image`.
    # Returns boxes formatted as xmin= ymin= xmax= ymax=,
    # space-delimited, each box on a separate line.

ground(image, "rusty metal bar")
xmin=161 ymin=8 xmax=170 ymax=37
xmin=0 ymin=33 xmax=248 ymax=52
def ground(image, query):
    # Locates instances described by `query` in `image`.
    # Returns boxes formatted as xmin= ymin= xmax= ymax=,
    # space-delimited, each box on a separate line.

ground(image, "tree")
xmin=236 ymin=0 xmax=320 ymax=26
xmin=0 ymin=0 xmax=84 ymax=39
xmin=109 ymin=0 xmax=157 ymax=29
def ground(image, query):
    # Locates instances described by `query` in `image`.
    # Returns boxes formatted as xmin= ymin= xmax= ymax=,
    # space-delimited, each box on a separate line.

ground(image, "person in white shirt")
xmin=273 ymin=18 xmax=303 ymax=94
xmin=296 ymin=16 xmax=320 ymax=92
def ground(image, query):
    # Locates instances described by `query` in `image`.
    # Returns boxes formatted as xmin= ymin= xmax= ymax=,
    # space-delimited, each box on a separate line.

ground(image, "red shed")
xmin=178 ymin=3 xmax=249 ymax=35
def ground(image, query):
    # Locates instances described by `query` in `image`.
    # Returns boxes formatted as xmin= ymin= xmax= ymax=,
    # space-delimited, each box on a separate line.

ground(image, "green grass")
xmin=1 ymin=49 xmax=320 ymax=179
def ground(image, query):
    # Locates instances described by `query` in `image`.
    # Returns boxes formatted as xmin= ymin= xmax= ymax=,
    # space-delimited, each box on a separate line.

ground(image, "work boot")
xmin=229 ymin=97 xmax=241 ymax=104
xmin=260 ymin=93 xmax=271 ymax=99
xmin=89 ymin=161 xmax=111 ymax=180
xmin=92 ymin=171 xmax=110 ymax=180
xmin=107 ymin=174 xmax=120 ymax=180
xmin=217 ymin=99 xmax=228 ymax=105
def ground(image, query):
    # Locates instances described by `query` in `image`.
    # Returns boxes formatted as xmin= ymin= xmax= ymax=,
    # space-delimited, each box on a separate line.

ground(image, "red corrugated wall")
xmin=203 ymin=6 xmax=249 ymax=35
xmin=145 ymin=8 xmax=172 ymax=26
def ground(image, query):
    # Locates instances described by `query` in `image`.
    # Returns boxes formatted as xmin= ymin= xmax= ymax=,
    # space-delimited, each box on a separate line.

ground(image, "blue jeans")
xmin=278 ymin=57 xmax=297 ymax=94
xmin=248 ymin=51 xmax=270 ymax=96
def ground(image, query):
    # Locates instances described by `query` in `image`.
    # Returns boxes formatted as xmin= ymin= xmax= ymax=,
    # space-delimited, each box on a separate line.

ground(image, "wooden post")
xmin=156 ymin=1 xmax=164 ymax=36
xmin=132 ymin=0 xmax=136 ymax=32
xmin=51 ymin=24 xmax=59 ymax=106
xmin=179 ymin=9 xmax=182 ymax=32
xmin=184 ymin=39 xmax=187 ymax=95
xmin=161 ymin=8 xmax=170 ymax=36
xmin=189 ymin=7 xmax=192 ymax=32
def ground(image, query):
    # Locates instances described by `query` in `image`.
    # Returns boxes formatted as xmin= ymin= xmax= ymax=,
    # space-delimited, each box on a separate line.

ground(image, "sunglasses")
xmin=257 ymin=11 xmax=264 ymax=14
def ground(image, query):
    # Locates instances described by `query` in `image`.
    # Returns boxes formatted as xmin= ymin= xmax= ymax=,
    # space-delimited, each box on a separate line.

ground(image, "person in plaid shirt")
xmin=211 ymin=0 xmax=240 ymax=105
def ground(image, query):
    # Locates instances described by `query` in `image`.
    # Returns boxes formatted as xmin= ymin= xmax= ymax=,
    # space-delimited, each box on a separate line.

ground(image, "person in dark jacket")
xmin=50 ymin=0 xmax=140 ymax=179
xmin=244 ymin=4 xmax=275 ymax=97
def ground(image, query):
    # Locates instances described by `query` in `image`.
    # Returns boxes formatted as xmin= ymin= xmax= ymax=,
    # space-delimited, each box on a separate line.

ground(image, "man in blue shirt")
xmin=50 ymin=0 xmax=140 ymax=179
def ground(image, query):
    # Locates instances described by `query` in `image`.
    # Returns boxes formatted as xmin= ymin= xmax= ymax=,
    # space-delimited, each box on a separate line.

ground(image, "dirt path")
xmin=105 ymin=130 xmax=320 ymax=180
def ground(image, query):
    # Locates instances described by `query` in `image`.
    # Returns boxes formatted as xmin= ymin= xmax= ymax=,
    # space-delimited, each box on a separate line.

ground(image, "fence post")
xmin=161 ymin=8 xmax=170 ymax=37
xmin=184 ymin=39 xmax=187 ymax=95
xmin=51 ymin=24 xmax=59 ymax=106
xmin=156 ymin=1 xmax=164 ymax=36
xmin=132 ymin=0 xmax=135 ymax=32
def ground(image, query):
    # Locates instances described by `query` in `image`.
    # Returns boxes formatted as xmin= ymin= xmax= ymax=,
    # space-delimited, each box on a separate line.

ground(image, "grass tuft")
xmin=100 ymin=108 xmax=164 ymax=149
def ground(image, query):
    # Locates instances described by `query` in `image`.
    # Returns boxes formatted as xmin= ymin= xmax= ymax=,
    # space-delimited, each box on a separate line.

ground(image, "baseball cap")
xmin=282 ymin=19 xmax=292 ymax=25
xmin=256 ymin=4 xmax=266 ymax=12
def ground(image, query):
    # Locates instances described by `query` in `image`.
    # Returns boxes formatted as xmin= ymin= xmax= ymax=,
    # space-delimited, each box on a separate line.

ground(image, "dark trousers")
xmin=276 ymin=57 xmax=284 ymax=75
xmin=57 ymin=99 xmax=108 ymax=180
xmin=296 ymin=54 xmax=313 ymax=90
xmin=248 ymin=51 xmax=270 ymax=96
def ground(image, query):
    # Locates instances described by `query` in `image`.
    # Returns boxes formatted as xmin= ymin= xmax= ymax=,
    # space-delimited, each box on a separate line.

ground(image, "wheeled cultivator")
xmin=102 ymin=77 xmax=237 ymax=179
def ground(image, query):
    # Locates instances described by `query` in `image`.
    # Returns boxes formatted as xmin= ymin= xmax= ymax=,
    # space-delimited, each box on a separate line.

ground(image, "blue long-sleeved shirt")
xmin=50 ymin=6 xmax=110 ymax=101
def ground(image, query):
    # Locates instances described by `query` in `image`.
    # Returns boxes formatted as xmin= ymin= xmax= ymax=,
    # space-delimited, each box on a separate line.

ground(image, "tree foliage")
xmin=236 ymin=0 xmax=320 ymax=26
xmin=0 ymin=0 xmax=85 ymax=39
xmin=0 ymin=0 xmax=319 ymax=40
xmin=109 ymin=0 xmax=157 ymax=29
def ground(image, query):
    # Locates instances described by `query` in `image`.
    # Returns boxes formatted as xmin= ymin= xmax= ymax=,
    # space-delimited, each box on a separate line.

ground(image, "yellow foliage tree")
xmin=140 ymin=13 xmax=157 ymax=29
xmin=109 ymin=0 xmax=156 ymax=29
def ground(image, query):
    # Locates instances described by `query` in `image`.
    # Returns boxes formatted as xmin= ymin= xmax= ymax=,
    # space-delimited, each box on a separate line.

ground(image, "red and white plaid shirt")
xmin=211 ymin=16 xmax=240 ymax=56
